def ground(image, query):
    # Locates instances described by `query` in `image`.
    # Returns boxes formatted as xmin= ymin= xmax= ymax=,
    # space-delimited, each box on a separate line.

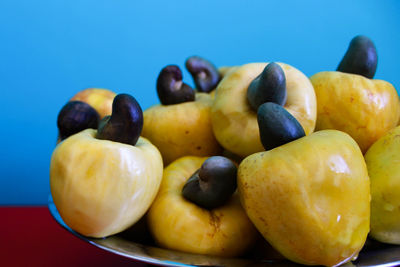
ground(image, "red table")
xmin=1 ymin=207 xmax=148 ymax=267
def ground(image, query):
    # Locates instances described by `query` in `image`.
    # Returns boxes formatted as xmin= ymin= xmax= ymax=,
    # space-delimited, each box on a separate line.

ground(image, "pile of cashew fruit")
xmin=50 ymin=35 xmax=400 ymax=266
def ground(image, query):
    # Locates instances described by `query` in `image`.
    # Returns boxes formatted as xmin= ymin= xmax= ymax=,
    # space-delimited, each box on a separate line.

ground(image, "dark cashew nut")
xmin=182 ymin=156 xmax=237 ymax=210
xmin=337 ymin=35 xmax=377 ymax=79
xmin=257 ymin=102 xmax=305 ymax=151
xmin=185 ymin=56 xmax=221 ymax=93
xmin=57 ymin=101 xmax=100 ymax=141
xmin=157 ymin=65 xmax=195 ymax=105
xmin=247 ymin=62 xmax=287 ymax=111
xmin=97 ymin=94 xmax=143 ymax=146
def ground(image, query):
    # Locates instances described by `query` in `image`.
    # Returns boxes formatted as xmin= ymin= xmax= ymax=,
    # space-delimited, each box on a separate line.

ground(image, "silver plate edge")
xmin=47 ymin=195 xmax=400 ymax=267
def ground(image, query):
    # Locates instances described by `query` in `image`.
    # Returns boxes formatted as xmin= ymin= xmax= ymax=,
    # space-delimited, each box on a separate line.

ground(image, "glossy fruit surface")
xmin=70 ymin=88 xmax=116 ymax=119
xmin=365 ymin=126 xmax=400 ymax=244
xmin=311 ymin=71 xmax=400 ymax=153
xmin=212 ymin=62 xmax=316 ymax=157
xmin=142 ymin=93 xmax=222 ymax=165
xmin=147 ymin=156 xmax=258 ymax=257
xmin=238 ymin=130 xmax=370 ymax=266
xmin=50 ymin=129 xmax=163 ymax=238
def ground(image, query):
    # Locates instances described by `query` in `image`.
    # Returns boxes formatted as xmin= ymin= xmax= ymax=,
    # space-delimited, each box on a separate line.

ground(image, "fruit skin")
xmin=218 ymin=66 xmax=238 ymax=79
xmin=147 ymin=156 xmax=258 ymax=257
xmin=70 ymin=88 xmax=116 ymax=119
xmin=204 ymin=66 xmax=238 ymax=99
xmin=211 ymin=62 xmax=316 ymax=158
xmin=310 ymin=71 xmax=400 ymax=153
xmin=237 ymin=130 xmax=370 ymax=266
xmin=142 ymin=93 xmax=222 ymax=166
xmin=365 ymin=125 xmax=400 ymax=244
xmin=50 ymin=129 xmax=163 ymax=238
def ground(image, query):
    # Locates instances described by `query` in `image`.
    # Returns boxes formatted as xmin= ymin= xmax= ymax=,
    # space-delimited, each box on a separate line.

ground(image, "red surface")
xmin=0 ymin=207 xmax=148 ymax=267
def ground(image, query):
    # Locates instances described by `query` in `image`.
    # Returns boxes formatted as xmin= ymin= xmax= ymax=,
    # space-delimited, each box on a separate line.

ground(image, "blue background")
xmin=1 ymin=0 xmax=399 ymax=205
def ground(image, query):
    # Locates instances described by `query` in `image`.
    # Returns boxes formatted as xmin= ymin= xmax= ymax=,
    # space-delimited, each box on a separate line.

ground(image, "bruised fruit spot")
xmin=208 ymin=211 xmax=222 ymax=238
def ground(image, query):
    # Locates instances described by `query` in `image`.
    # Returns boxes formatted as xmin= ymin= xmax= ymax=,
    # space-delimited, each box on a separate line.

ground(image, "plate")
xmin=48 ymin=195 xmax=400 ymax=267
